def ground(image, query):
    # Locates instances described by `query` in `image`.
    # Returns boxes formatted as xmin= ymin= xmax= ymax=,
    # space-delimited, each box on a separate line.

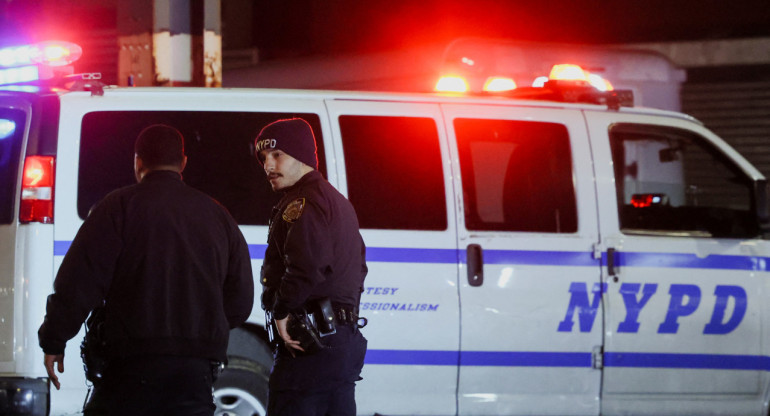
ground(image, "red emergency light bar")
xmin=435 ymin=63 xmax=628 ymax=108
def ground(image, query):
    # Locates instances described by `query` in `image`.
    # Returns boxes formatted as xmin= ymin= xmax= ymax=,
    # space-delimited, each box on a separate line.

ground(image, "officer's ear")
xmin=134 ymin=154 xmax=144 ymax=183
xmin=180 ymin=155 xmax=188 ymax=173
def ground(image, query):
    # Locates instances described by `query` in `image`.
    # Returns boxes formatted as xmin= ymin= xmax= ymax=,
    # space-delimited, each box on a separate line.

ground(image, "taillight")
xmin=20 ymin=155 xmax=55 ymax=223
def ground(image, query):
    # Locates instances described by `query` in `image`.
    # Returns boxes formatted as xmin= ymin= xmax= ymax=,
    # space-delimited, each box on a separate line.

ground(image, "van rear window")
xmin=0 ymin=109 xmax=25 ymax=224
xmin=79 ymin=111 xmax=326 ymax=225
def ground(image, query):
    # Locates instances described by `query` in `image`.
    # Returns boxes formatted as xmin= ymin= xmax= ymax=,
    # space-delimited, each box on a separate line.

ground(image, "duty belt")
xmin=334 ymin=305 xmax=367 ymax=328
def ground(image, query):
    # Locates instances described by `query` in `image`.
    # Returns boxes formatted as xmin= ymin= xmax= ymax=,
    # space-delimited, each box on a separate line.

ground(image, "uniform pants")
xmin=83 ymin=355 xmax=215 ymax=416
xmin=268 ymin=324 xmax=367 ymax=416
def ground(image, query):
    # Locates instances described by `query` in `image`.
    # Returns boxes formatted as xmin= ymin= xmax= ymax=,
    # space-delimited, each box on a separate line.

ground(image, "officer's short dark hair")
xmin=135 ymin=124 xmax=185 ymax=168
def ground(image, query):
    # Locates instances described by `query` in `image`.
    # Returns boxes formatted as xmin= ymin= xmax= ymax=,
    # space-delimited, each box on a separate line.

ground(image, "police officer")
xmin=38 ymin=124 xmax=254 ymax=416
xmin=255 ymin=118 xmax=368 ymax=416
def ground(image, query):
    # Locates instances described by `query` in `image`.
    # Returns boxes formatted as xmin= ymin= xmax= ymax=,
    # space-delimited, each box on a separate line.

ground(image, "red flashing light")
xmin=30 ymin=41 xmax=82 ymax=67
xmin=549 ymin=64 xmax=589 ymax=82
xmin=483 ymin=76 xmax=517 ymax=92
xmin=435 ymin=75 xmax=469 ymax=93
xmin=20 ymin=156 xmax=55 ymax=223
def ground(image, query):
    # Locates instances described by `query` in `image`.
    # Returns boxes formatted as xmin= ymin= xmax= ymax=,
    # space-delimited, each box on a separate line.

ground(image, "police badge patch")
xmin=282 ymin=198 xmax=306 ymax=223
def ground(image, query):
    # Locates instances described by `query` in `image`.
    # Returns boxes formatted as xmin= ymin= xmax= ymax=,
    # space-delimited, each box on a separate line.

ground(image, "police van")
xmin=2 ymin=41 xmax=770 ymax=416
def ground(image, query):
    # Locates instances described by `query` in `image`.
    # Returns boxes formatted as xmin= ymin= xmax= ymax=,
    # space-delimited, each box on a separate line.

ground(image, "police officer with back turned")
xmin=38 ymin=124 xmax=254 ymax=415
xmin=255 ymin=118 xmax=368 ymax=416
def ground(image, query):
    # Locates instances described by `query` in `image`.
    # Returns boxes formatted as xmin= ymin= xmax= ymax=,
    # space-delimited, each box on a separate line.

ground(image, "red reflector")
xmin=20 ymin=156 xmax=55 ymax=223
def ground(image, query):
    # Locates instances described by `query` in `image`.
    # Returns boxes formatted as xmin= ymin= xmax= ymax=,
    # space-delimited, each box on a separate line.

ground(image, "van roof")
xmin=6 ymin=85 xmax=698 ymax=124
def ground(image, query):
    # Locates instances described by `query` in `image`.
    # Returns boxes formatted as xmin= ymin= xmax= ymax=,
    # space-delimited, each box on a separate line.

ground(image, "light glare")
xmin=483 ymin=77 xmax=517 ymax=92
xmin=435 ymin=76 xmax=469 ymax=93
xmin=549 ymin=64 xmax=588 ymax=81
xmin=0 ymin=119 xmax=16 ymax=140
xmin=0 ymin=66 xmax=39 ymax=85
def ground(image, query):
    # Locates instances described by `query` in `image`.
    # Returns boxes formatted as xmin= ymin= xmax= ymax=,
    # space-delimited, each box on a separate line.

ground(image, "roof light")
xmin=0 ymin=119 xmax=16 ymax=140
xmin=0 ymin=66 xmax=39 ymax=86
xmin=435 ymin=75 xmax=469 ymax=93
xmin=20 ymin=155 xmax=55 ymax=223
xmin=0 ymin=41 xmax=82 ymax=69
xmin=532 ymin=76 xmax=549 ymax=88
xmin=588 ymin=73 xmax=614 ymax=92
xmin=483 ymin=77 xmax=517 ymax=92
xmin=31 ymin=41 xmax=82 ymax=67
xmin=549 ymin=64 xmax=589 ymax=82
xmin=0 ymin=45 xmax=35 ymax=67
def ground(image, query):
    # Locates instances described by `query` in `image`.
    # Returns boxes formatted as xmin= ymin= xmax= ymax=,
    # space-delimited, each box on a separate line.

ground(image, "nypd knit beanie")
xmin=254 ymin=118 xmax=318 ymax=170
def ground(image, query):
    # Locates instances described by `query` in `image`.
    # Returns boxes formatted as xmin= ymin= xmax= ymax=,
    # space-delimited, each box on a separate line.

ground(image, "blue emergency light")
xmin=0 ymin=119 xmax=16 ymax=140
xmin=0 ymin=41 xmax=82 ymax=86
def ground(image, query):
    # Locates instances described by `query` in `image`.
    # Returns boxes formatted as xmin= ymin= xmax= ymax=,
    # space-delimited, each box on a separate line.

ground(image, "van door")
xmin=325 ymin=100 xmax=460 ymax=415
xmin=586 ymin=111 xmax=769 ymax=415
xmin=442 ymin=104 xmax=603 ymax=415
xmin=0 ymin=99 xmax=29 ymax=368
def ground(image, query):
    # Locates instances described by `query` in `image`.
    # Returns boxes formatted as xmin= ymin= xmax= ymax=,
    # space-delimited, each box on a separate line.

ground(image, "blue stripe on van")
xmin=54 ymin=240 xmax=71 ymax=256
xmin=612 ymin=252 xmax=770 ymax=271
xmin=53 ymin=242 xmax=770 ymax=271
xmin=603 ymin=352 xmax=770 ymax=371
xmin=366 ymin=350 xmax=770 ymax=371
xmin=460 ymin=351 xmax=592 ymax=367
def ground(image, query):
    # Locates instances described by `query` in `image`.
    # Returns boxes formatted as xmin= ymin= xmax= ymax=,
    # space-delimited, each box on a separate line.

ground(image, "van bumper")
xmin=0 ymin=377 xmax=48 ymax=415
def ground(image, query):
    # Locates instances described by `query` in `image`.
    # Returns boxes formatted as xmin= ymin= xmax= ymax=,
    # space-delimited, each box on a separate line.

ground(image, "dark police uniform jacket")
xmin=261 ymin=170 xmax=367 ymax=320
xmin=38 ymin=170 xmax=254 ymax=362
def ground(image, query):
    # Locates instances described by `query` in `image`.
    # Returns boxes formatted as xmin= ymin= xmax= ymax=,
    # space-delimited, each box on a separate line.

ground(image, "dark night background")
xmin=1 ymin=0 xmax=769 ymax=57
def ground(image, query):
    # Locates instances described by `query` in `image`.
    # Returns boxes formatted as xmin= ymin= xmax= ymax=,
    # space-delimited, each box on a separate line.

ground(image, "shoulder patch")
xmin=282 ymin=198 xmax=306 ymax=223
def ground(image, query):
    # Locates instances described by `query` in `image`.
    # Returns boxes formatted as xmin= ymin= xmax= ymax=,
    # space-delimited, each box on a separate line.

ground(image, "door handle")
xmin=467 ymin=244 xmax=484 ymax=287
xmin=607 ymin=247 xmax=618 ymax=282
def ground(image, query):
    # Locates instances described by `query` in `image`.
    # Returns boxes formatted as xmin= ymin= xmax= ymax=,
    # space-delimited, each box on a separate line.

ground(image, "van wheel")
xmin=214 ymin=356 xmax=270 ymax=416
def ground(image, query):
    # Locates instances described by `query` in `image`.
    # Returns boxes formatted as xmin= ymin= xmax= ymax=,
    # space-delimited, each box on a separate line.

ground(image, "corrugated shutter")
xmin=682 ymin=79 xmax=770 ymax=178
xmin=74 ymin=29 xmax=119 ymax=85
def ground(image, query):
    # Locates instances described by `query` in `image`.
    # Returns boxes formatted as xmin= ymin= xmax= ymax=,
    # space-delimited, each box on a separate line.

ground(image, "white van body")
xmin=1 ymin=86 xmax=769 ymax=416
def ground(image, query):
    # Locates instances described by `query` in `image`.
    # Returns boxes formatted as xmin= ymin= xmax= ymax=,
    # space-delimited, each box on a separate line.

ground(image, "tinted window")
xmin=79 ymin=112 xmax=326 ymax=225
xmin=610 ymin=123 xmax=758 ymax=238
xmin=0 ymin=109 xmax=25 ymax=224
xmin=340 ymin=115 xmax=447 ymax=230
xmin=455 ymin=119 xmax=577 ymax=233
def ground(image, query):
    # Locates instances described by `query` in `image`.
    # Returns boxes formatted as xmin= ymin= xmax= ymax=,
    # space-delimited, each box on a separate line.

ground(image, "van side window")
xmin=455 ymin=119 xmax=577 ymax=233
xmin=79 ymin=112 xmax=326 ymax=225
xmin=0 ymin=109 xmax=25 ymax=224
xmin=339 ymin=115 xmax=447 ymax=230
xmin=610 ymin=123 xmax=759 ymax=238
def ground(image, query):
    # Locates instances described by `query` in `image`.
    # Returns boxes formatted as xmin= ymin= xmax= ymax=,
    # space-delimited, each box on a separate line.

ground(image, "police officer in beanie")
xmin=38 ymin=124 xmax=254 ymax=415
xmin=255 ymin=118 xmax=368 ymax=416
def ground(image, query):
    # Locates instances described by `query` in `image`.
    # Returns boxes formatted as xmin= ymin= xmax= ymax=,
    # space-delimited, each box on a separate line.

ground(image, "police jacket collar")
xmin=141 ymin=169 xmax=183 ymax=183
xmin=282 ymin=169 xmax=322 ymax=193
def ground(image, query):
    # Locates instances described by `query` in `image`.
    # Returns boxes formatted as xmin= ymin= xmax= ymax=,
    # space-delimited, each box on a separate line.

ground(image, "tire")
xmin=213 ymin=356 xmax=270 ymax=416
